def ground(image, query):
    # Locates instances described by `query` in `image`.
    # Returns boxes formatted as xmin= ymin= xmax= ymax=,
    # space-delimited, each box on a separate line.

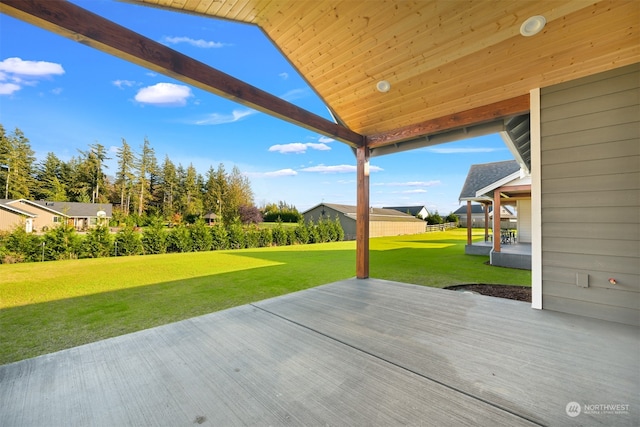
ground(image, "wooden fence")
xmin=425 ymin=222 xmax=458 ymax=232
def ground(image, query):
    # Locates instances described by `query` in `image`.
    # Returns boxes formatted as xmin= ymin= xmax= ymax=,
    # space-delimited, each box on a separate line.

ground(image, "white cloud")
xmin=318 ymin=136 xmax=335 ymax=143
xmin=280 ymin=88 xmax=308 ymax=102
xmin=113 ymin=79 xmax=136 ymax=89
xmin=425 ymin=147 xmax=501 ymax=154
xmin=0 ymin=57 xmax=64 ymax=76
xmin=400 ymin=189 xmax=428 ymax=194
xmin=247 ymin=168 xmax=298 ymax=178
xmin=279 ymin=72 xmax=289 ymax=80
xmin=135 ymin=83 xmax=193 ymax=106
xmin=162 ymin=36 xmax=226 ymax=48
xmin=195 ymin=109 xmax=256 ymax=125
xmin=300 ymin=164 xmax=383 ymax=174
xmin=51 ymin=87 xmax=63 ymax=95
xmin=0 ymin=57 xmax=64 ymax=96
xmin=0 ymin=82 xmax=21 ymax=95
xmin=375 ymin=180 xmax=441 ymax=187
xmin=269 ymin=142 xmax=331 ymax=154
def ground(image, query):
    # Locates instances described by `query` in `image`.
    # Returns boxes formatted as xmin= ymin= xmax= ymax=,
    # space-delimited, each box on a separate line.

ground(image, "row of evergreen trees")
xmin=0 ymin=125 xmax=255 ymax=224
xmin=0 ymin=217 xmax=344 ymax=264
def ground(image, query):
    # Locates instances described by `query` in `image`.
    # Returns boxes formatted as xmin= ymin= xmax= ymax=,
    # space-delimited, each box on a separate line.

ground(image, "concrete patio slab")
xmin=1 ymin=278 xmax=638 ymax=426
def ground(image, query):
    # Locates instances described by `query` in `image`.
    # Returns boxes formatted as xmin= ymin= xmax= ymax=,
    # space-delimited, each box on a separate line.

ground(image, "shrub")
xmin=166 ymin=223 xmax=192 ymax=253
xmin=190 ymin=219 xmax=213 ymax=252
xmin=259 ymin=227 xmax=273 ymax=247
xmin=334 ymin=216 xmax=345 ymax=241
xmin=244 ymin=225 xmax=261 ymax=248
xmin=141 ymin=217 xmax=167 ymax=255
xmin=294 ymin=220 xmax=309 ymax=244
xmin=81 ymin=225 xmax=112 ymax=258
xmin=210 ymin=223 xmax=229 ymax=250
xmin=4 ymin=227 xmax=43 ymax=262
xmin=227 ymin=221 xmax=246 ymax=249
xmin=272 ymin=220 xmax=288 ymax=246
xmin=43 ymin=224 xmax=80 ymax=260
xmin=114 ymin=225 xmax=142 ymax=256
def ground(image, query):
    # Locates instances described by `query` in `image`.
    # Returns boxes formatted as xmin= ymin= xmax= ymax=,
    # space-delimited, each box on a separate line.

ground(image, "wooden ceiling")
xmin=130 ymin=0 xmax=639 ymax=138
xmin=1 ymin=1 xmax=638 ymax=150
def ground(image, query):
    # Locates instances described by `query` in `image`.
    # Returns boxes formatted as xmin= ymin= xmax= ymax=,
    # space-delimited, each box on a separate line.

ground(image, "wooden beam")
xmin=483 ymin=202 xmax=489 ymax=242
xmin=0 ymin=0 xmax=364 ymax=147
xmin=366 ymin=95 xmax=530 ymax=149
xmin=493 ymin=190 xmax=501 ymax=253
xmin=466 ymin=201 xmax=472 ymax=245
xmin=356 ymin=145 xmax=370 ymax=279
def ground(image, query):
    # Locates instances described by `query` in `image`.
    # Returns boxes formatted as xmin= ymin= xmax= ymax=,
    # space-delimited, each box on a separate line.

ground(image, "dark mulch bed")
xmin=445 ymin=284 xmax=531 ymax=302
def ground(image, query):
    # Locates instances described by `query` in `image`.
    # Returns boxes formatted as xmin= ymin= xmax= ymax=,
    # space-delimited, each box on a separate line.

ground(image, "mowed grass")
xmin=0 ymin=229 xmax=530 ymax=364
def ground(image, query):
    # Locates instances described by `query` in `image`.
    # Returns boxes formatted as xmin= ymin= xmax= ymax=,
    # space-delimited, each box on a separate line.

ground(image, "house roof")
xmin=305 ymin=203 xmax=424 ymax=223
xmin=453 ymin=204 xmax=514 ymax=217
xmin=458 ymin=160 xmax=521 ymax=201
xmin=3 ymin=1 xmax=636 ymax=156
xmin=0 ymin=200 xmax=37 ymax=217
xmin=383 ymin=206 xmax=429 ymax=217
xmin=5 ymin=200 xmax=113 ymax=218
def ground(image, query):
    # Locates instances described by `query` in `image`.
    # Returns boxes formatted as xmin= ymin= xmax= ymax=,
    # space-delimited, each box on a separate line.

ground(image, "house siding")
xmin=0 ymin=209 xmax=24 ymax=231
xmin=516 ymin=200 xmax=531 ymax=243
xmin=540 ymin=63 xmax=640 ymax=326
xmin=303 ymin=205 xmax=357 ymax=240
xmin=5 ymin=201 xmax=60 ymax=232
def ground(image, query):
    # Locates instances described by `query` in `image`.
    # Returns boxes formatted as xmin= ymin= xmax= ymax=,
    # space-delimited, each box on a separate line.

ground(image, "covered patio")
xmin=1 ymin=278 xmax=637 ymax=426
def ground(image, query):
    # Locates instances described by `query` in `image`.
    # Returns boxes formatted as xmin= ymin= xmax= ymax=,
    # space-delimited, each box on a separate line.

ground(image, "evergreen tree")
xmin=134 ymin=137 xmax=157 ymax=217
xmin=1 ymin=127 xmax=35 ymax=199
xmin=115 ymin=138 xmax=135 ymax=216
xmin=159 ymin=155 xmax=178 ymax=218
xmin=33 ymin=152 xmax=68 ymax=201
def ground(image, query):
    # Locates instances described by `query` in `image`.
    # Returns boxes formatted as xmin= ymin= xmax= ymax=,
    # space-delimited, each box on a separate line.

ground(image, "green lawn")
xmin=0 ymin=229 xmax=530 ymax=364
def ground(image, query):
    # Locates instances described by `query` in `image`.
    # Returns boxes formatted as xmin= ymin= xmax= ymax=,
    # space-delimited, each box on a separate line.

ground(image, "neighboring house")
xmin=0 ymin=199 xmax=113 ymax=232
xmin=383 ymin=206 xmax=429 ymax=220
xmin=0 ymin=200 xmax=37 ymax=233
xmin=458 ymin=160 xmax=531 ymax=269
xmin=452 ymin=204 xmax=515 ymax=229
xmin=303 ymin=203 xmax=425 ymax=240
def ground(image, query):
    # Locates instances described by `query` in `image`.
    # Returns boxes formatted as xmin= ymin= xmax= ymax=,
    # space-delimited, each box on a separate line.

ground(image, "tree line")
xmin=0 ymin=216 xmax=344 ymax=264
xmin=0 ymin=124 xmax=256 ymax=225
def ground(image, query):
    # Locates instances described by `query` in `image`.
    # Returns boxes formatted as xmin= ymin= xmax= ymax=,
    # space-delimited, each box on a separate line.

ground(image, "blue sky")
xmin=0 ymin=0 xmax=515 ymax=213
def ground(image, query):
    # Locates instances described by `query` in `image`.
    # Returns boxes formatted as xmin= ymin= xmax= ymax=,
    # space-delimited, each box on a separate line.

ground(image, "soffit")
xmin=132 ymin=0 xmax=640 ymax=137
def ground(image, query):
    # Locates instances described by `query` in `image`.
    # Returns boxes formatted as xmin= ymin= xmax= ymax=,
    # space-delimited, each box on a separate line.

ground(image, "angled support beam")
xmin=366 ymin=95 xmax=530 ymax=149
xmin=0 ymin=0 xmax=364 ymax=147
xmin=356 ymin=144 xmax=370 ymax=279
xmin=493 ymin=190 xmax=502 ymax=253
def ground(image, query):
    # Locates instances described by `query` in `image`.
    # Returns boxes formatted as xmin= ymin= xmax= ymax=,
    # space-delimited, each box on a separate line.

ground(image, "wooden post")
xmin=356 ymin=145 xmax=370 ymax=279
xmin=493 ymin=189 xmax=501 ymax=253
xmin=466 ymin=201 xmax=472 ymax=245
xmin=483 ymin=203 xmax=489 ymax=241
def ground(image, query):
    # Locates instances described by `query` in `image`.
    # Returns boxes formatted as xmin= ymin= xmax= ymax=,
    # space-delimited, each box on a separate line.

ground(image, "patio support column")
xmin=493 ymin=189 xmax=501 ymax=252
xmin=356 ymin=144 xmax=370 ymax=279
xmin=483 ymin=203 xmax=489 ymax=241
xmin=466 ymin=201 xmax=472 ymax=245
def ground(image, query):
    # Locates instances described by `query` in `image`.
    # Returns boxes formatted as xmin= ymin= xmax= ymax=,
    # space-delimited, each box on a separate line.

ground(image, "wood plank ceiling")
xmin=131 ymin=0 xmax=639 ymax=143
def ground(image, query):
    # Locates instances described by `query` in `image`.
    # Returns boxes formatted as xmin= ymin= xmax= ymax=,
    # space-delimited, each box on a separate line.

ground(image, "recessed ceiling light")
xmin=520 ymin=15 xmax=546 ymax=37
xmin=376 ymin=80 xmax=391 ymax=93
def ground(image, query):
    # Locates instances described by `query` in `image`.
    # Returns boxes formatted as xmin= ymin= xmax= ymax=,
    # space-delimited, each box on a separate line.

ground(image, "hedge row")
xmin=0 ymin=217 xmax=345 ymax=264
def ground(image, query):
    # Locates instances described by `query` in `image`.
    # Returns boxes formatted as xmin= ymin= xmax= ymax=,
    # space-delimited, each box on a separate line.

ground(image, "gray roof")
xmin=383 ymin=206 xmax=429 ymax=217
xmin=458 ymin=160 xmax=520 ymax=201
xmin=0 ymin=200 xmax=37 ymax=217
xmin=453 ymin=204 xmax=515 ymax=216
xmin=304 ymin=203 xmax=424 ymax=223
xmin=453 ymin=204 xmax=489 ymax=215
xmin=5 ymin=200 xmax=112 ymax=218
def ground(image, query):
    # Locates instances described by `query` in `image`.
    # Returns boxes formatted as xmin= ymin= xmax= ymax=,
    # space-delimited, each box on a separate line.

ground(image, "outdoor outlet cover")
xmin=576 ymin=272 xmax=589 ymax=288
